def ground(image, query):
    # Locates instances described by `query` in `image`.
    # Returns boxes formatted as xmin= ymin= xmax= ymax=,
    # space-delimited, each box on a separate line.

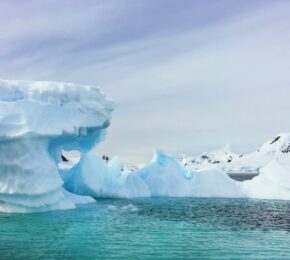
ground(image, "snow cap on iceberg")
xmin=0 ymin=79 xmax=114 ymax=138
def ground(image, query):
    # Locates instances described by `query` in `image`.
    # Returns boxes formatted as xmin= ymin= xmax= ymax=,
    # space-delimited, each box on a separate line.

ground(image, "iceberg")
xmin=138 ymin=148 xmax=290 ymax=200
xmin=240 ymin=155 xmax=290 ymax=200
xmin=60 ymin=154 xmax=150 ymax=198
xmin=137 ymin=149 xmax=243 ymax=198
xmin=0 ymin=79 xmax=113 ymax=212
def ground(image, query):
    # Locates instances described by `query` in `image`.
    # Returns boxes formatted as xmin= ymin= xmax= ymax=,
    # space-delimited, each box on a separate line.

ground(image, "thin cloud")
xmin=0 ymin=0 xmax=289 ymax=164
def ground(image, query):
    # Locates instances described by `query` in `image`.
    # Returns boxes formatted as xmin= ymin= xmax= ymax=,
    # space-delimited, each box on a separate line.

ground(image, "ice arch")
xmin=0 ymin=79 xmax=113 ymax=213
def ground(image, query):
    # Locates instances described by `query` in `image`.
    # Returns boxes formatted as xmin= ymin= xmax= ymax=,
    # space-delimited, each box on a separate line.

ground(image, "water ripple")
xmin=1 ymin=198 xmax=290 ymax=259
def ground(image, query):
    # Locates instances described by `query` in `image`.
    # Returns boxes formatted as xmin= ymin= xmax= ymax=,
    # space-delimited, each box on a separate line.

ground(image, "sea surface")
xmin=1 ymin=198 xmax=290 ymax=259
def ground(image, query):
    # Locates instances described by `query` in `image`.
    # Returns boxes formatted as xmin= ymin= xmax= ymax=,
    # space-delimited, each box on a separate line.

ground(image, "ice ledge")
xmin=0 ymin=79 xmax=114 ymax=138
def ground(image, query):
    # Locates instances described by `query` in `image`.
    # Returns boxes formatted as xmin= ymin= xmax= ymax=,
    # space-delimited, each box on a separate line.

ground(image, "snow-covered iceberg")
xmin=240 ymin=154 xmax=290 ymax=200
xmin=137 ymin=148 xmax=290 ymax=200
xmin=0 ymin=79 xmax=113 ymax=213
xmin=137 ymin=149 xmax=243 ymax=198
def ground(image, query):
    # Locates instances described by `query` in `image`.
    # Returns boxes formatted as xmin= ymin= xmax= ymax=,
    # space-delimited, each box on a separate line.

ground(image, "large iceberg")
xmin=137 ymin=149 xmax=243 ymax=198
xmin=138 ymin=149 xmax=290 ymax=200
xmin=0 ymin=79 xmax=113 ymax=212
xmin=2 ymin=79 xmax=290 ymax=213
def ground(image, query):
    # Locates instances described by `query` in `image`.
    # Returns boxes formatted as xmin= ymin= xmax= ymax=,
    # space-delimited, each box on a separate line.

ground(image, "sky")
xmin=1 ymin=0 xmax=290 ymax=165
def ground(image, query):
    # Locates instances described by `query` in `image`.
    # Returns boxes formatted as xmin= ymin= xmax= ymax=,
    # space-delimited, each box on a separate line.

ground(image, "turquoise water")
xmin=1 ymin=198 xmax=290 ymax=259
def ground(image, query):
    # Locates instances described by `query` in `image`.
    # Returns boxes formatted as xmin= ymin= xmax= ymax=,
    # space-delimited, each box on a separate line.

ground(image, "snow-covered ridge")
xmin=229 ymin=134 xmax=290 ymax=171
xmin=180 ymin=145 xmax=239 ymax=171
xmin=180 ymin=134 xmax=290 ymax=174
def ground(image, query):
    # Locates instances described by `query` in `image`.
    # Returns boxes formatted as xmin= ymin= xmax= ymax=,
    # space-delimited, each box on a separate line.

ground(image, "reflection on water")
xmin=1 ymin=198 xmax=290 ymax=259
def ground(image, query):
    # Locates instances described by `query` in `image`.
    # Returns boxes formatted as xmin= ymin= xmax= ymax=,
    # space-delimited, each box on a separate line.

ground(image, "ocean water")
xmin=1 ymin=198 xmax=290 ymax=259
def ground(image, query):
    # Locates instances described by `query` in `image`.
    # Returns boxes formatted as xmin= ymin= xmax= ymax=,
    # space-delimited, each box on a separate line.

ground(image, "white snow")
xmin=180 ymin=144 xmax=239 ymax=171
xmin=0 ymin=79 xmax=113 ymax=138
xmin=229 ymin=134 xmax=290 ymax=172
xmin=240 ymin=154 xmax=290 ymax=200
xmin=180 ymin=134 xmax=290 ymax=175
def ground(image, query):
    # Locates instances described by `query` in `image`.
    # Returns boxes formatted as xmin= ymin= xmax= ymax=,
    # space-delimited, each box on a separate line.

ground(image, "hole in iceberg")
xmin=58 ymin=149 xmax=81 ymax=170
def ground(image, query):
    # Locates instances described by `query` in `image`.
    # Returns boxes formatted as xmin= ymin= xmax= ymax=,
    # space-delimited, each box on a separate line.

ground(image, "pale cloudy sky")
xmin=1 ymin=0 xmax=290 ymax=164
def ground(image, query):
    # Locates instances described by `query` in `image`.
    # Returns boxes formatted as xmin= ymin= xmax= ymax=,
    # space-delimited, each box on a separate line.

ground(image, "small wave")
xmin=107 ymin=205 xmax=118 ymax=211
xmin=121 ymin=204 xmax=139 ymax=212
xmin=107 ymin=204 xmax=139 ymax=213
